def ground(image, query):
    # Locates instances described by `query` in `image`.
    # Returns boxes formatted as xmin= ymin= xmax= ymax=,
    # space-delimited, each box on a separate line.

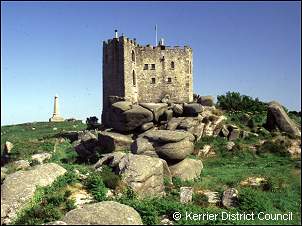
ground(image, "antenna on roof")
xmin=155 ymin=24 xmax=158 ymax=46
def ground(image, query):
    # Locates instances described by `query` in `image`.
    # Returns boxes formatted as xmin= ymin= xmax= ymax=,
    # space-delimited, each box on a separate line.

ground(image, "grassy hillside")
xmin=1 ymin=120 xmax=301 ymax=225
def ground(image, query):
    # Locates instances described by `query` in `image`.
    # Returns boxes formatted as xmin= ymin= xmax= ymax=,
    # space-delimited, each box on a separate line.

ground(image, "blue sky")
xmin=1 ymin=1 xmax=301 ymax=125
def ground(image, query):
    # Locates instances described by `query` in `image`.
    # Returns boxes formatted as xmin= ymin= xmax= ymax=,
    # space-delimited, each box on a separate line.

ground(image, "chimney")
xmin=115 ymin=29 xmax=118 ymax=38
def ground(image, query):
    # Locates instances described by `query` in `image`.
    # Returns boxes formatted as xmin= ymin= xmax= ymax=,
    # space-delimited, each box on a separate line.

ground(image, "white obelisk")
xmin=49 ymin=94 xmax=64 ymax=122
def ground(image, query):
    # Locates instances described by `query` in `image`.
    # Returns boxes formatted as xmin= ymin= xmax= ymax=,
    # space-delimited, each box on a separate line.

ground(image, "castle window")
xmin=151 ymin=64 xmax=155 ymax=70
xmin=151 ymin=78 xmax=156 ymax=84
xmin=171 ymin=61 xmax=175 ymax=69
xmin=190 ymin=61 xmax=192 ymax=74
xmin=167 ymin=77 xmax=172 ymax=83
xmin=132 ymin=50 xmax=135 ymax=62
xmin=132 ymin=70 xmax=136 ymax=86
xmin=144 ymin=64 xmax=148 ymax=70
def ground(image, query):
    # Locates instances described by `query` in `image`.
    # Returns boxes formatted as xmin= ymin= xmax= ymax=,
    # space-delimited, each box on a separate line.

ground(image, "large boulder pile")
xmin=102 ymin=99 xmax=226 ymax=138
xmin=1 ymin=163 xmax=66 ymax=224
xmin=76 ymin=96 xmax=281 ymax=199
xmin=135 ymin=130 xmax=195 ymax=161
xmin=130 ymin=130 xmax=203 ymax=181
xmin=76 ymin=100 xmax=231 ymax=191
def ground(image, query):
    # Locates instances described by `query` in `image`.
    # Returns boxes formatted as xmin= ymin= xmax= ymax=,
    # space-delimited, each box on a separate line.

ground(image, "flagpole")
xmin=155 ymin=24 xmax=158 ymax=46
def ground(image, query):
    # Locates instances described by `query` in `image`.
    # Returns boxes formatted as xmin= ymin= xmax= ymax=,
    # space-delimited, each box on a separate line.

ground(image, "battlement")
xmin=103 ymin=35 xmax=191 ymax=51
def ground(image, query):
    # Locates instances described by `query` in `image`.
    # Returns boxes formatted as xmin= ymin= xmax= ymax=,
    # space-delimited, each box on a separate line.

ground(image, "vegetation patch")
xmin=13 ymin=171 xmax=79 ymax=225
xmin=84 ymin=172 xmax=108 ymax=202
xmin=217 ymin=91 xmax=267 ymax=113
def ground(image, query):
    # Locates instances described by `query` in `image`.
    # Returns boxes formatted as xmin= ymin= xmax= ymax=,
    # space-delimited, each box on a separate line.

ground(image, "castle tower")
xmin=102 ymin=31 xmax=193 ymax=124
xmin=49 ymin=95 xmax=64 ymax=122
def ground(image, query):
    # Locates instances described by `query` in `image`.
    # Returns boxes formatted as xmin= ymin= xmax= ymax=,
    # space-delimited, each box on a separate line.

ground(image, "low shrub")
xmin=172 ymin=177 xmax=194 ymax=189
xmin=217 ymin=91 xmax=267 ymax=113
xmin=238 ymin=187 xmax=274 ymax=214
xmin=84 ymin=173 xmax=107 ymax=202
xmin=99 ymin=165 xmax=121 ymax=189
xmin=192 ymin=192 xmax=209 ymax=207
xmin=195 ymin=136 xmax=228 ymax=157
xmin=257 ymin=137 xmax=291 ymax=157
xmin=13 ymin=171 xmax=78 ymax=225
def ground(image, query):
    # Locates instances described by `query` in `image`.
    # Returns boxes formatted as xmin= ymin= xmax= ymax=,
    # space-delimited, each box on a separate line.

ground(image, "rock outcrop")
xmin=73 ymin=131 xmax=99 ymax=160
xmin=140 ymin=129 xmax=195 ymax=143
xmin=197 ymin=145 xmax=215 ymax=157
xmin=180 ymin=187 xmax=193 ymax=204
xmin=94 ymin=151 xmax=127 ymax=170
xmin=222 ymin=188 xmax=238 ymax=208
xmin=183 ymin=103 xmax=203 ymax=116
xmin=118 ymin=154 xmax=171 ymax=198
xmin=94 ymin=152 xmax=171 ymax=198
xmin=138 ymin=130 xmax=195 ymax=161
xmin=98 ymin=131 xmax=133 ymax=152
xmin=58 ymin=131 xmax=79 ymax=142
xmin=169 ymin=158 xmax=203 ymax=181
xmin=1 ymin=163 xmax=66 ymax=224
xmin=12 ymin=160 xmax=30 ymax=170
xmin=31 ymin=153 xmax=52 ymax=164
xmin=228 ymin=125 xmax=241 ymax=141
xmin=109 ymin=101 xmax=154 ymax=132
xmin=4 ymin=141 xmax=14 ymax=154
xmin=266 ymin=101 xmax=301 ymax=137
xmin=140 ymin=103 xmax=168 ymax=122
xmin=197 ymin=96 xmax=214 ymax=106
xmin=156 ymin=138 xmax=194 ymax=161
xmin=171 ymin=103 xmax=183 ymax=116
xmin=61 ymin=201 xmax=143 ymax=225
xmin=202 ymin=191 xmax=220 ymax=204
xmin=130 ymin=137 xmax=157 ymax=157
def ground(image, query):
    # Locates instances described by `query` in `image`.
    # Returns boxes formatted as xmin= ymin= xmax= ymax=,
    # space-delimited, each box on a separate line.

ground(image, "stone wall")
xmin=134 ymin=44 xmax=193 ymax=103
xmin=102 ymin=35 xmax=193 ymax=124
xmin=102 ymin=38 xmax=125 ymax=125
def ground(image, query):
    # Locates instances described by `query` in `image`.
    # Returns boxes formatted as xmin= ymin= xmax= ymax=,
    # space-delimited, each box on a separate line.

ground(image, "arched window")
xmin=171 ymin=61 xmax=175 ymax=69
xmin=132 ymin=70 xmax=136 ymax=86
xmin=132 ymin=50 xmax=135 ymax=62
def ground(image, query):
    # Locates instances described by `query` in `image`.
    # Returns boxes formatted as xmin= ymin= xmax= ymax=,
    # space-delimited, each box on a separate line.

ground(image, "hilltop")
xmin=1 ymin=92 xmax=301 ymax=225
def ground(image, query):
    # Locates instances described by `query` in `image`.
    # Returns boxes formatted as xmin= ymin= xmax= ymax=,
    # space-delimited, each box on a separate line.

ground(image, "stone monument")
xmin=49 ymin=94 xmax=64 ymax=122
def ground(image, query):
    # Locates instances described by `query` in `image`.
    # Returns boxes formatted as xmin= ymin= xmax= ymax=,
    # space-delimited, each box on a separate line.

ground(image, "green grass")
xmin=2 ymin=120 xmax=301 ymax=225
xmin=1 ymin=121 xmax=86 ymax=161
xmin=115 ymin=150 xmax=300 ymax=225
xmin=50 ymin=140 xmax=78 ymax=164
xmin=117 ymin=136 xmax=300 ymax=225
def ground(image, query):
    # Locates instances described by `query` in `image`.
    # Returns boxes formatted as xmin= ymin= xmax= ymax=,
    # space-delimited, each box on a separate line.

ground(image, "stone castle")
xmin=102 ymin=30 xmax=193 ymax=124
